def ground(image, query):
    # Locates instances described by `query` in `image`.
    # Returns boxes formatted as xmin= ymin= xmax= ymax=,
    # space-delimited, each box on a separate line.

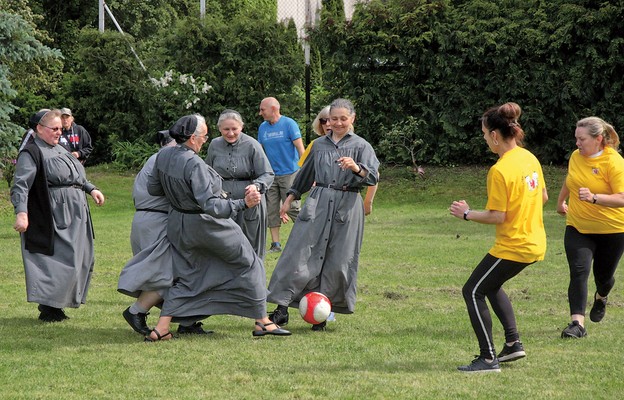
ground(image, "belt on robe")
xmin=135 ymin=208 xmax=168 ymax=214
xmin=314 ymin=183 xmax=360 ymax=193
xmin=222 ymin=177 xmax=252 ymax=181
xmin=49 ymin=184 xmax=83 ymax=190
xmin=171 ymin=205 xmax=203 ymax=214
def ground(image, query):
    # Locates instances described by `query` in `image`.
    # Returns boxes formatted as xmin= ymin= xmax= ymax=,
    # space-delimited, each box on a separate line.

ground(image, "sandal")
xmin=252 ymin=321 xmax=292 ymax=337
xmin=144 ymin=328 xmax=174 ymax=342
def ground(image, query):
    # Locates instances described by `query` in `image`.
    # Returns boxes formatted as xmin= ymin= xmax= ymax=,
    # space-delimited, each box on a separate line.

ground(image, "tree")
xmin=0 ymin=8 xmax=62 ymax=177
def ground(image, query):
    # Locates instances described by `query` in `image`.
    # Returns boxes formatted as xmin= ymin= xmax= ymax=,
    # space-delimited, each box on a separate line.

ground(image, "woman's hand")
xmin=578 ymin=187 xmax=594 ymax=203
xmin=337 ymin=156 xmax=360 ymax=174
xmin=279 ymin=195 xmax=295 ymax=223
xmin=557 ymin=200 xmax=568 ymax=215
xmin=91 ymin=189 xmax=105 ymax=206
xmin=14 ymin=212 xmax=28 ymax=233
xmin=364 ymin=201 xmax=373 ymax=215
xmin=449 ymin=200 xmax=470 ymax=220
xmin=244 ymin=189 xmax=261 ymax=209
xmin=244 ymin=184 xmax=259 ymax=196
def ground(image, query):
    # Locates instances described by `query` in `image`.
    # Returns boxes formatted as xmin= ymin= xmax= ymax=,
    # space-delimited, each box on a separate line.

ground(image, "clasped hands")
xmin=244 ymin=184 xmax=262 ymax=208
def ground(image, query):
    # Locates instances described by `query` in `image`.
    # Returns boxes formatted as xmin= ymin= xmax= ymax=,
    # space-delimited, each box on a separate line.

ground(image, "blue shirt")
xmin=258 ymin=116 xmax=301 ymax=176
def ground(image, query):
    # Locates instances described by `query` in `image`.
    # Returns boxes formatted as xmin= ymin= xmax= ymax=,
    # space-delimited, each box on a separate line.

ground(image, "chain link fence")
xmin=277 ymin=0 xmax=364 ymax=39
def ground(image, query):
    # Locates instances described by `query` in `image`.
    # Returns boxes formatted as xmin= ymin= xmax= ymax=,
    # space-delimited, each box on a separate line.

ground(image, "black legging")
xmin=564 ymin=225 xmax=624 ymax=316
xmin=462 ymin=254 xmax=533 ymax=359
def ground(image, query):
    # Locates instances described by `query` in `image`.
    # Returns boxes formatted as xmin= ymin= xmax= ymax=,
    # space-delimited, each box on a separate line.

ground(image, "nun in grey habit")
xmin=143 ymin=114 xmax=290 ymax=341
xmin=117 ymin=130 xmax=177 ymax=335
xmin=11 ymin=109 xmax=105 ymax=322
xmin=205 ymin=109 xmax=274 ymax=260
xmin=267 ymin=98 xmax=379 ymax=329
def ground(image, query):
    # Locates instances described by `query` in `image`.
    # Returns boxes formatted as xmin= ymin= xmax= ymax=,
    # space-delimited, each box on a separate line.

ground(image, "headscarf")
xmin=169 ymin=115 xmax=198 ymax=144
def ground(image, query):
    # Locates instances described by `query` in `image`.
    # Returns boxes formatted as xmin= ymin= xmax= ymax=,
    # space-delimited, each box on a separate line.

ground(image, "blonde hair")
xmin=311 ymin=106 xmax=330 ymax=136
xmin=577 ymin=117 xmax=620 ymax=149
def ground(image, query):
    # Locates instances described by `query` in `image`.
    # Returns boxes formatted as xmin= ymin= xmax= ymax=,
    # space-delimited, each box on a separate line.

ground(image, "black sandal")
xmin=252 ymin=321 xmax=292 ymax=337
xmin=144 ymin=328 xmax=174 ymax=342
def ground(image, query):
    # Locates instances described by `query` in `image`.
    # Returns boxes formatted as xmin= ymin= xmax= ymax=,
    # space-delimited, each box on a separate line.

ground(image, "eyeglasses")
xmin=194 ymin=134 xmax=209 ymax=142
xmin=320 ymin=118 xmax=330 ymax=125
xmin=39 ymin=123 xmax=62 ymax=132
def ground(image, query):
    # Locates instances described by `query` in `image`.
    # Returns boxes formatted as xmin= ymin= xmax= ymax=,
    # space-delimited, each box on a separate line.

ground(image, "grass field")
xmin=0 ymin=164 xmax=622 ymax=399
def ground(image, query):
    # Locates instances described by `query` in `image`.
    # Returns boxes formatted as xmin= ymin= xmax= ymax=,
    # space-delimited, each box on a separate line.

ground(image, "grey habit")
xmin=267 ymin=131 xmax=379 ymax=314
xmin=11 ymin=137 xmax=97 ymax=309
xmin=205 ymin=133 xmax=274 ymax=259
xmin=117 ymin=150 xmax=174 ymax=298
xmin=147 ymin=144 xmax=268 ymax=322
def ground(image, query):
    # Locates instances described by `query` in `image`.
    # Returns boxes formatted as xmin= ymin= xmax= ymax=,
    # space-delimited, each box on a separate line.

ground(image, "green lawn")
xmin=0 ymin=165 xmax=622 ymax=399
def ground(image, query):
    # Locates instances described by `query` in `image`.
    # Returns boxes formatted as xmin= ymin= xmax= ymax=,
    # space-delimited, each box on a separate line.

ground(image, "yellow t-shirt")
xmin=486 ymin=147 xmax=547 ymax=263
xmin=565 ymin=146 xmax=624 ymax=233
xmin=297 ymin=140 xmax=316 ymax=167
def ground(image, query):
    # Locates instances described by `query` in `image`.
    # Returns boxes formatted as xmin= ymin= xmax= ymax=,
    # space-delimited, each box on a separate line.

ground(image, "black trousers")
xmin=564 ymin=225 xmax=624 ymax=316
xmin=462 ymin=254 xmax=532 ymax=359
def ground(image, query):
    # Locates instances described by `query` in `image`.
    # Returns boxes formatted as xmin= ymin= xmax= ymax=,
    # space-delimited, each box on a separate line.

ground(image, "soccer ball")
xmin=299 ymin=292 xmax=332 ymax=325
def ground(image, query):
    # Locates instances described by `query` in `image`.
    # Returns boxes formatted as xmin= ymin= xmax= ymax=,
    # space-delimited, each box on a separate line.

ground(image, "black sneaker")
xmin=268 ymin=307 xmax=289 ymax=326
xmin=457 ymin=356 xmax=501 ymax=373
xmin=561 ymin=320 xmax=587 ymax=339
xmin=589 ymin=293 xmax=607 ymax=323
xmin=497 ymin=341 xmax=526 ymax=363
xmin=177 ymin=322 xmax=214 ymax=335
xmin=311 ymin=321 xmax=326 ymax=331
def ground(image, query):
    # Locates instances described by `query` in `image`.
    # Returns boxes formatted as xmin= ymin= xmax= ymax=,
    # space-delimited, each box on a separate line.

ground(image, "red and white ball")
xmin=299 ymin=292 xmax=332 ymax=325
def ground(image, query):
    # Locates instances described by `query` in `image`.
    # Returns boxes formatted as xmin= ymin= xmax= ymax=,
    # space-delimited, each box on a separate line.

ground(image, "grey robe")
xmin=11 ymin=137 xmax=97 ymax=309
xmin=117 ymin=151 xmax=174 ymax=298
xmin=267 ymin=131 xmax=379 ymax=314
xmin=147 ymin=144 xmax=268 ymax=321
xmin=205 ymin=133 xmax=274 ymax=259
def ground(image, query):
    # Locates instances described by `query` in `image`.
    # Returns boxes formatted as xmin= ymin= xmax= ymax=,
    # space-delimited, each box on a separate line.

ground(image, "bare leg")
xmin=136 ymin=291 xmax=162 ymax=311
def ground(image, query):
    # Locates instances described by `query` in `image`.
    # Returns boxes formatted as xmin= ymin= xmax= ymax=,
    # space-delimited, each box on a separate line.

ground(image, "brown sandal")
xmin=252 ymin=321 xmax=292 ymax=337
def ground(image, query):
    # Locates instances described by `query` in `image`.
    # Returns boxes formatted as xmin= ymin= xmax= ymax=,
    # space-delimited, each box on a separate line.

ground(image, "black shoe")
xmin=497 ymin=341 xmax=526 ymax=363
xmin=311 ymin=321 xmax=327 ymax=331
xmin=177 ymin=322 xmax=214 ymax=335
xmin=561 ymin=320 xmax=587 ymax=338
xmin=457 ymin=356 xmax=501 ymax=373
xmin=122 ymin=307 xmax=151 ymax=335
xmin=268 ymin=307 xmax=289 ymax=326
xmin=38 ymin=304 xmax=68 ymax=322
xmin=589 ymin=292 xmax=607 ymax=323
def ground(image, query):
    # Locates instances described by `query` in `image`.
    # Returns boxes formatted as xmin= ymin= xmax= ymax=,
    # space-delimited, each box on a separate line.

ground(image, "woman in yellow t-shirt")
xmin=557 ymin=117 xmax=624 ymax=339
xmin=300 ymin=106 xmax=380 ymax=215
xmin=450 ymin=102 xmax=547 ymax=373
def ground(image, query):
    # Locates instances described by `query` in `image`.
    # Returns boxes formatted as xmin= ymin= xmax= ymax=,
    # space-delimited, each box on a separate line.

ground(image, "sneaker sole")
xmin=457 ymin=368 xmax=501 ymax=374
xmin=498 ymin=351 xmax=526 ymax=363
xmin=561 ymin=332 xmax=587 ymax=339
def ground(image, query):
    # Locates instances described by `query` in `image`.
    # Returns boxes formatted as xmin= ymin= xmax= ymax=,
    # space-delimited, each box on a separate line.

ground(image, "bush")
xmin=111 ymin=139 xmax=157 ymax=171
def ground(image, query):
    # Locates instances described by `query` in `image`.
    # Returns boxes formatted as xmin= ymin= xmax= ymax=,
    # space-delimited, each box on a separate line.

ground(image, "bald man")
xmin=258 ymin=97 xmax=305 ymax=253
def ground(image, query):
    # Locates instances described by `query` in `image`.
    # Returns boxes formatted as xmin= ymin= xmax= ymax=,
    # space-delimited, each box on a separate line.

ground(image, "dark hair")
xmin=481 ymin=102 xmax=525 ymax=146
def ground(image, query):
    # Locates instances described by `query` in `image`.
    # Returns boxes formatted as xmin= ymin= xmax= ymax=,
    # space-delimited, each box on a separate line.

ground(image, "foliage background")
xmin=2 ymin=0 xmax=624 ymax=169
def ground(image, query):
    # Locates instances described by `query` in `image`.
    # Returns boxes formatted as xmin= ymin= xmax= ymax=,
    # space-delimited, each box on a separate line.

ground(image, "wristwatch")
xmin=463 ymin=209 xmax=471 ymax=221
xmin=592 ymin=194 xmax=598 ymax=204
